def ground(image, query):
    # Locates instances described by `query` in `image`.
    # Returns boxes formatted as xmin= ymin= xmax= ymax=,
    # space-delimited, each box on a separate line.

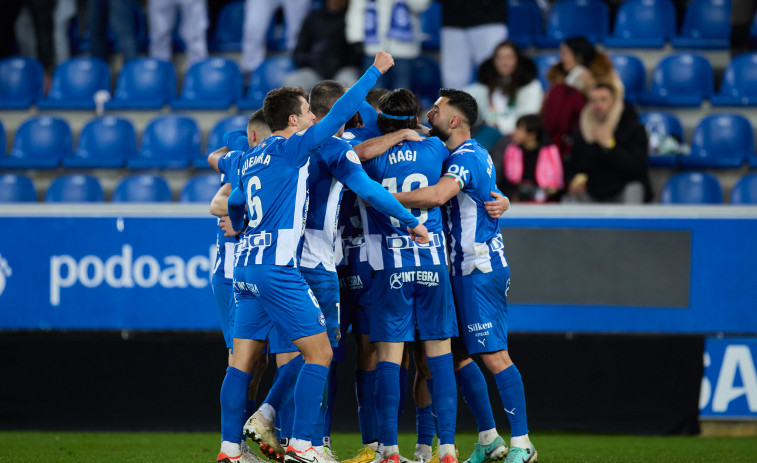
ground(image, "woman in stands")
xmin=465 ymin=40 xmax=543 ymax=150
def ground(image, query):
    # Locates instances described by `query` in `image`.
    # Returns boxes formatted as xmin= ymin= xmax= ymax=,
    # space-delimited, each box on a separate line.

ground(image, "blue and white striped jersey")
xmin=213 ymin=150 xmax=243 ymax=279
xmin=443 ymin=139 xmax=508 ymax=276
xmin=361 ymin=136 xmax=450 ymax=270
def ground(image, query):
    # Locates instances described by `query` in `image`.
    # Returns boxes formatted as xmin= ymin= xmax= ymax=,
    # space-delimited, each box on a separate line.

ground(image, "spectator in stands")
xmin=346 ymin=0 xmax=432 ymax=90
xmin=564 ymin=83 xmax=651 ymax=204
xmin=731 ymin=0 xmax=757 ymax=55
xmin=501 ymin=114 xmax=563 ymax=203
xmin=148 ymin=0 xmax=208 ymax=65
xmin=439 ymin=0 xmax=508 ymax=89
xmin=0 ymin=0 xmax=55 ymax=88
xmin=242 ymin=0 xmax=311 ymax=83
xmin=465 ymin=41 xmax=543 ymax=149
xmin=89 ymin=0 xmax=138 ymax=63
xmin=283 ymin=0 xmax=362 ymax=92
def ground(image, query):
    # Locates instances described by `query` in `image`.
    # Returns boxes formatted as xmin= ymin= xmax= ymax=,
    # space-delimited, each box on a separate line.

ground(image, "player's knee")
xmin=480 ymin=350 xmax=513 ymax=374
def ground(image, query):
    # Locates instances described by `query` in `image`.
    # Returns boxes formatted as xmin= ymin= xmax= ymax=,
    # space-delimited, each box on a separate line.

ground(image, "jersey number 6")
xmin=246 ymin=176 xmax=264 ymax=228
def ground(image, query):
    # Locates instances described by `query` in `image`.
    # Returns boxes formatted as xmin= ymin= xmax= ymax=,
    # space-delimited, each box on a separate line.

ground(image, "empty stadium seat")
xmin=0 ymin=57 xmax=44 ymax=109
xmin=64 ymin=117 xmax=136 ymax=169
xmin=0 ymin=116 xmax=71 ymax=169
xmin=507 ymin=0 xmax=543 ymax=49
xmin=672 ymin=0 xmax=731 ymax=49
xmin=534 ymin=0 xmax=609 ymax=48
xmin=610 ymin=54 xmax=646 ymax=103
xmin=112 ymin=174 xmax=172 ymax=203
xmin=534 ymin=54 xmax=559 ymax=88
xmin=106 ymin=58 xmax=176 ymax=110
xmin=37 ymin=58 xmax=110 ymax=110
xmin=212 ymin=1 xmax=244 ymax=51
xmin=730 ymin=174 xmax=757 ymax=204
xmin=682 ymin=114 xmax=753 ymax=169
xmin=605 ymin=0 xmax=676 ymax=49
xmin=171 ymin=57 xmax=242 ymax=110
xmin=638 ymin=53 xmax=713 ymax=107
xmin=128 ymin=115 xmax=200 ymax=169
xmin=412 ymin=56 xmax=442 ymax=109
xmin=0 ymin=174 xmax=36 ymax=202
xmin=180 ymin=174 xmax=220 ymax=203
xmin=238 ymin=57 xmax=295 ymax=110
xmin=711 ymin=53 xmax=757 ymax=106
xmin=45 ymin=175 xmax=104 ymax=203
xmin=421 ymin=1 xmax=442 ymax=51
xmin=661 ymin=172 xmax=723 ymax=204
xmin=638 ymin=112 xmax=684 ymax=168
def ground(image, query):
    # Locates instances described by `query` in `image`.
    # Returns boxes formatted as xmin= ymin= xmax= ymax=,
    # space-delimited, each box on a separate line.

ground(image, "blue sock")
xmin=456 ymin=362 xmax=496 ymax=432
xmin=220 ymin=366 xmax=253 ymax=443
xmin=398 ymin=366 xmax=409 ymax=417
xmin=426 ymin=353 xmax=457 ymax=446
xmin=375 ymin=361 xmax=401 ymax=446
xmin=291 ymin=363 xmax=330 ymax=443
xmin=325 ymin=361 xmax=339 ymax=440
xmin=312 ymin=381 xmax=328 ymax=447
xmin=245 ymin=399 xmax=257 ymax=423
xmin=493 ymin=365 xmax=529 ymax=437
xmin=426 ymin=378 xmax=440 ymax=436
xmin=356 ymin=369 xmax=379 ymax=444
xmin=280 ymin=393 xmax=294 ymax=442
xmin=416 ymin=405 xmax=435 ymax=446
xmin=264 ymin=354 xmax=304 ymax=411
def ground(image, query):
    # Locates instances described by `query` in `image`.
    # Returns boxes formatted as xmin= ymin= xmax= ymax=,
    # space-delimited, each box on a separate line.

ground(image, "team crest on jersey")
xmin=318 ymin=311 xmax=326 ymax=326
xmin=308 ymin=288 xmax=321 ymax=308
xmin=346 ymin=150 xmax=360 ymax=164
xmin=0 ymin=253 xmax=12 ymax=297
xmin=341 ymin=131 xmax=355 ymax=140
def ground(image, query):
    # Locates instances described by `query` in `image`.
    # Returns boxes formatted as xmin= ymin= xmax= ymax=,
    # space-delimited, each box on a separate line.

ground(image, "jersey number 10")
xmin=381 ymin=173 xmax=429 ymax=227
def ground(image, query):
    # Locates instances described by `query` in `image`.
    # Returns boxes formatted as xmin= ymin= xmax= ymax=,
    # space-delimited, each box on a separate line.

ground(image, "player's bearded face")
xmin=429 ymin=122 xmax=451 ymax=142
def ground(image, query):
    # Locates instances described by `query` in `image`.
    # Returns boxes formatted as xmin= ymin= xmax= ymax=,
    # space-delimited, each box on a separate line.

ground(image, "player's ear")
xmin=450 ymin=114 xmax=460 ymax=130
xmin=288 ymin=114 xmax=297 ymax=127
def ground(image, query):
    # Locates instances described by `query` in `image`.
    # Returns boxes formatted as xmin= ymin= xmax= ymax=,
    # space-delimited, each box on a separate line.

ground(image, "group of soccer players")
xmin=208 ymin=51 xmax=537 ymax=463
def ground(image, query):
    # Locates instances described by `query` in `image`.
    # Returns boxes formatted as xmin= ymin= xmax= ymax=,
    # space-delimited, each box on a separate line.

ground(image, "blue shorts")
xmin=211 ymin=272 xmax=235 ymax=349
xmin=335 ymin=262 xmax=373 ymax=361
xmin=370 ymin=265 xmax=458 ymax=343
xmin=300 ymin=267 xmax=341 ymax=348
xmin=233 ymin=265 xmax=326 ymax=353
xmin=452 ymin=266 xmax=511 ymax=354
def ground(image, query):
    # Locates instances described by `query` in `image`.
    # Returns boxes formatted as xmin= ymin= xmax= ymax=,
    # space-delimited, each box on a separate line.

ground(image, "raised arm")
xmin=342 ymin=169 xmax=420 ymax=229
xmin=394 ymin=176 xmax=461 ymax=208
xmin=208 ymin=146 xmax=230 ymax=172
xmin=223 ymin=129 xmax=249 ymax=152
xmin=210 ymin=183 xmax=232 ymax=217
xmin=354 ymin=129 xmax=424 ymax=161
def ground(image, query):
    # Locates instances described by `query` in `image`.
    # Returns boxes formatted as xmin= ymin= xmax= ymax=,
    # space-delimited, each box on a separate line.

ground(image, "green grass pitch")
xmin=1 ymin=431 xmax=756 ymax=463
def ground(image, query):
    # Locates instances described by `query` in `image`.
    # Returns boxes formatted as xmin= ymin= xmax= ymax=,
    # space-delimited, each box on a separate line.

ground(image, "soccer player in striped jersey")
xmin=359 ymin=88 xmax=460 ymax=463
xmin=393 ymin=89 xmax=536 ymax=463
xmin=219 ymin=52 xmax=429 ymax=463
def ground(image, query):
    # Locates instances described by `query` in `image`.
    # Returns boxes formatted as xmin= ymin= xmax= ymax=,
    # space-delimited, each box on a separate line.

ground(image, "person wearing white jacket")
xmin=346 ymin=0 xmax=431 ymax=89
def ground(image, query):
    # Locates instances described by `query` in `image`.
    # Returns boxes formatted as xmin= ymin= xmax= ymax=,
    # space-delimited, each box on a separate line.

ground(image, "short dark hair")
xmin=438 ymin=88 xmax=478 ymax=127
xmin=591 ymin=82 xmax=616 ymax=97
xmin=248 ymin=109 xmax=268 ymax=130
xmin=516 ymin=114 xmax=544 ymax=139
xmin=376 ymin=89 xmax=420 ymax=134
xmin=366 ymin=88 xmax=390 ymax=111
xmin=263 ymin=87 xmax=307 ymax=132
xmin=310 ymin=80 xmax=345 ymax=118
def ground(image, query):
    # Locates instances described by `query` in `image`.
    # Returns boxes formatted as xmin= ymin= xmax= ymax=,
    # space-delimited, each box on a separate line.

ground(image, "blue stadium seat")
xmin=638 ymin=112 xmax=684 ymax=168
xmin=730 ymin=174 xmax=757 ymax=204
xmin=638 ymin=53 xmax=713 ymax=107
xmin=238 ymin=57 xmax=295 ymax=110
xmin=64 ymin=117 xmax=136 ymax=169
xmin=0 ymin=57 xmax=44 ymax=109
xmin=610 ymin=54 xmax=646 ymax=103
xmin=412 ymin=56 xmax=442 ymax=109
xmin=128 ymin=115 xmax=200 ymax=169
xmin=45 ymin=175 xmax=104 ymax=203
xmin=672 ymin=0 xmax=731 ymax=49
xmin=661 ymin=172 xmax=723 ymax=204
xmin=172 ymin=58 xmax=242 ymax=110
xmin=212 ymin=1 xmax=244 ymax=52
xmin=180 ymin=174 xmax=220 ymax=203
xmin=507 ymin=0 xmax=543 ymax=49
xmin=421 ymin=1 xmax=442 ymax=51
xmin=198 ymin=115 xmax=249 ymax=169
xmin=534 ymin=54 xmax=560 ymax=88
xmin=604 ymin=0 xmax=676 ymax=49
xmin=112 ymin=174 xmax=172 ymax=203
xmin=0 ymin=116 xmax=71 ymax=169
xmin=37 ymin=58 xmax=110 ymax=110
xmin=682 ymin=114 xmax=753 ymax=169
xmin=0 ymin=174 xmax=36 ymax=202
xmin=534 ymin=0 xmax=609 ymax=48
xmin=711 ymin=53 xmax=757 ymax=106
xmin=106 ymin=58 xmax=176 ymax=110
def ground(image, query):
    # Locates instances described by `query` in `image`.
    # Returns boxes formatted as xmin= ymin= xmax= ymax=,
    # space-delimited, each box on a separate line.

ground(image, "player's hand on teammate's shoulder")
xmin=402 ymin=128 xmax=425 ymax=142
xmin=416 ymin=123 xmax=431 ymax=137
xmin=408 ymin=223 xmax=430 ymax=245
xmin=373 ymin=51 xmax=395 ymax=74
xmin=484 ymin=191 xmax=510 ymax=218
